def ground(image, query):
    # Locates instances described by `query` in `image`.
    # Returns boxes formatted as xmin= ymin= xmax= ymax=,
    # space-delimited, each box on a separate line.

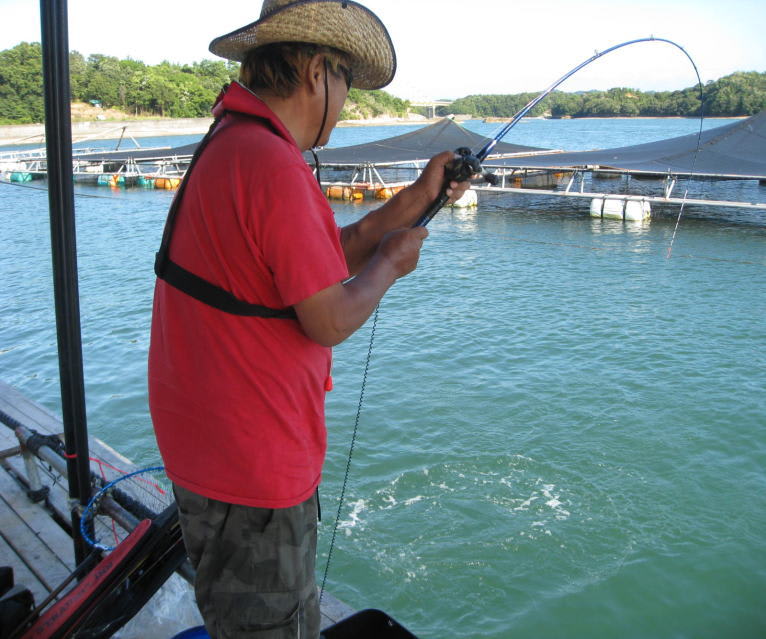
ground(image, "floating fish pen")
xmin=2 ymin=155 xmax=48 ymax=183
xmin=69 ymin=153 xmax=189 ymax=189
xmin=477 ymin=111 xmax=766 ymax=217
xmin=0 ymin=118 xmax=567 ymax=202
xmin=0 ymin=148 xmax=49 ymax=179
xmin=321 ymin=161 xmax=408 ymax=201
xmin=3 ymin=114 xmax=765 ymax=214
xmin=309 ymin=119 xmax=548 ymax=207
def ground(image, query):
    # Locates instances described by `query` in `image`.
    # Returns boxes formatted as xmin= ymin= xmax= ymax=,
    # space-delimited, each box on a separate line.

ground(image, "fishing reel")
xmin=414 ymin=147 xmax=499 ymax=227
xmin=446 ymin=147 xmax=499 ymax=186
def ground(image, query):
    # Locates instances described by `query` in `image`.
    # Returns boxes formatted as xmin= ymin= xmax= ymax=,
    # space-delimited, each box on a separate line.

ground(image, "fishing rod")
xmin=414 ymin=36 xmax=703 ymax=227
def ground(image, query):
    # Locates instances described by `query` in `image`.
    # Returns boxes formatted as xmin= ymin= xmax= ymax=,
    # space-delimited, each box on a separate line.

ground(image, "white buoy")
xmin=450 ymin=189 xmax=478 ymax=208
xmin=589 ymin=197 xmax=650 ymax=221
xmin=624 ymin=199 xmax=651 ymax=221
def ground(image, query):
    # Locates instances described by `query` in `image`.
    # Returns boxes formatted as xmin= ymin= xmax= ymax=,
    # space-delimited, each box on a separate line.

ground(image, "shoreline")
xmin=0 ymin=114 xmax=744 ymax=146
xmin=0 ymin=118 xmax=215 ymax=145
xmin=0 ymin=115 xmax=435 ymax=146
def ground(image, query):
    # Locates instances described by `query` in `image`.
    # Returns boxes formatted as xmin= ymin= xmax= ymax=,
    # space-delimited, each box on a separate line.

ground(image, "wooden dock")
xmin=0 ymin=380 xmax=354 ymax=636
xmin=0 ymin=382 xmax=76 ymax=605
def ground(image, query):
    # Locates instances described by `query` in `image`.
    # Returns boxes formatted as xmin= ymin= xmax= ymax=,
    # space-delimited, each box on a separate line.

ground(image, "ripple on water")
xmin=320 ymin=452 xmax=636 ymax=636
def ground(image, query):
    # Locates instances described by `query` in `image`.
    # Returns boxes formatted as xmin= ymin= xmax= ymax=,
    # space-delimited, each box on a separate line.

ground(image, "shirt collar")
xmin=212 ymin=81 xmax=298 ymax=148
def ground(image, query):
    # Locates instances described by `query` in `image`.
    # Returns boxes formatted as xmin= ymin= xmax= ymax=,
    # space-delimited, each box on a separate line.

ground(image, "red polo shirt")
xmin=148 ymin=83 xmax=349 ymax=508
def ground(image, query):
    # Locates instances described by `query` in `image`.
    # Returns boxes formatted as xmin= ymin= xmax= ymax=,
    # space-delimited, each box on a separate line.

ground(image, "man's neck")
xmin=257 ymin=89 xmax=322 ymax=152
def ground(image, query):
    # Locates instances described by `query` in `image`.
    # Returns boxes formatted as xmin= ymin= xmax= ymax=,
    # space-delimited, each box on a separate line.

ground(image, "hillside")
xmin=447 ymin=71 xmax=766 ymax=119
xmin=1 ymin=42 xmax=764 ymax=125
xmin=69 ymin=101 xmax=134 ymax=122
xmin=0 ymin=42 xmax=411 ymax=125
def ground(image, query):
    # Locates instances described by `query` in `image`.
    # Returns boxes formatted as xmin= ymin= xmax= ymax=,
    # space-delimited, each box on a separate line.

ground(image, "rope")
xmin=320 ymin=304 xmax=379 ymax=604
xmin=309 ymin=58 xmax=332 ymax=190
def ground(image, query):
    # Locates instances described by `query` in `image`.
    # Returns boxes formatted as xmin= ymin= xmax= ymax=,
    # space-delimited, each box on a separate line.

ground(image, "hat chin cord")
xmin=310 ymin=58 xmax=330 ymax=188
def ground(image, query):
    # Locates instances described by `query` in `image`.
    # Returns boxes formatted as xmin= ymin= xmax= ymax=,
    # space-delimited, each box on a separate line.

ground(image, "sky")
xmin=1 ymin=0 xmax=765 ymax=101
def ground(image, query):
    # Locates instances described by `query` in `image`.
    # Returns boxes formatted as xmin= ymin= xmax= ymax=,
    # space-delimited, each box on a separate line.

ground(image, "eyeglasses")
xmin=337 ymin=64 xmax=353 ymax=91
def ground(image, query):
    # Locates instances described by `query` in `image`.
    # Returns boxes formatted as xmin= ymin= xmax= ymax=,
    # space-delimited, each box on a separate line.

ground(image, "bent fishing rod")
xmin=414 ymin=36 xmax=703 ymax=227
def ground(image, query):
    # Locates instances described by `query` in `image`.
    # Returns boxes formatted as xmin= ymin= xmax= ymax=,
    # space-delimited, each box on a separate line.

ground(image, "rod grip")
xmin=413 ymin=191 xmax=450 ymax=227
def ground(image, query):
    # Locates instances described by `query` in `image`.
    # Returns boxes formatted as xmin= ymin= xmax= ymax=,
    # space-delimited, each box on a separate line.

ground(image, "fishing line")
xmin=320 ymin=304 xmax=379 ymax=605
xmin=0 ymin=178 xmax=118 ymax=199
xmin=414 ymin=36 xmax=706 ymax=252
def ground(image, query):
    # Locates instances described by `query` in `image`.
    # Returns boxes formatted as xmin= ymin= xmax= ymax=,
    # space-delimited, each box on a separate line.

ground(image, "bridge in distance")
xmin=409 ymin=100 xmax=453 ymax=118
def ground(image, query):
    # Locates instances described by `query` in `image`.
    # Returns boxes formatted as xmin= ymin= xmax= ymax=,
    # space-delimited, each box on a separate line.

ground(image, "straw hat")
xmin=209 ymin=0 xmax=396 ymax=90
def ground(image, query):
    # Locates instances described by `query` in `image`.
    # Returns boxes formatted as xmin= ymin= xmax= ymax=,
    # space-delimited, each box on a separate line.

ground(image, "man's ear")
xmin=304 ymin=53 xmax=325 ymax=96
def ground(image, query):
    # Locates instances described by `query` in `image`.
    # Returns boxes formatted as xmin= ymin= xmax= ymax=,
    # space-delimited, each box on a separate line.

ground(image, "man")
xmin=148 ymin=1 xmax=471 ymax=636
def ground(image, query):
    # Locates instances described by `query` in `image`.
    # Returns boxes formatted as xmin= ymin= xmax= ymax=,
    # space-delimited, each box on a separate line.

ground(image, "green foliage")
xmin=0 ymin=42 xmax=238 ymax=122
xmin=0 ymin=41 xmax=763 ymax=124
xmin=0 ymin=40 xmax=405 ymax=123
xmin=704 ymin=71 xmax=766 ymax=116
xmin=0 ymin=42 xmax=44 ymax=124
xmin=449 ymin=73 xmax=766 ymax=119
xmin=340 ymin=88 xmax=410 ymax=120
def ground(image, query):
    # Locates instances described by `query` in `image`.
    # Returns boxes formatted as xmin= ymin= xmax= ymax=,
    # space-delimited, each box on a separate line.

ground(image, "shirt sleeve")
xmin=254 ymin=159 xmax=350 ymax=307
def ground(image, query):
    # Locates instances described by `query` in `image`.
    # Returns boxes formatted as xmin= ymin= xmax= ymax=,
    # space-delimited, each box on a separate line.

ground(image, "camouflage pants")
xmin=173 ymin=484 xmax=320 ymax=638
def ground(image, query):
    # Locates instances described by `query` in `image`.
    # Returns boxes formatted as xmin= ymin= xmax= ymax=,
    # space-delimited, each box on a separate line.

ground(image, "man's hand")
xmin=377 ymin=226 xmax=429 ymax=279
xmin=339 ymin=150 xmax=473 ymax=277
xmin=415 ymin=150 xmax=475 ymax=205
xmin=295 ymin=226 xmax=428 ymax=347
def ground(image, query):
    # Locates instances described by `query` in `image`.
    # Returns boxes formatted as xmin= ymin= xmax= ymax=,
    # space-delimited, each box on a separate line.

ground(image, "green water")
xmin=322 ymin=202 xmax=766 ymax=638
xmin=1 ymin=119 xmax=764 ymax=637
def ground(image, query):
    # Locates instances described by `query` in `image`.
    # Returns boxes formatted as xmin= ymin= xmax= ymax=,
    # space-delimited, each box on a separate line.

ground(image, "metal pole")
xmin=39 ymin=0 xmax=92 ymax=564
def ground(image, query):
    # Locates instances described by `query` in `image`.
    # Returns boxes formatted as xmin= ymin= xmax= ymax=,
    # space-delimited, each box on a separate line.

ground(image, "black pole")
xmin=39 ymin=0 xmax=92 ymax=564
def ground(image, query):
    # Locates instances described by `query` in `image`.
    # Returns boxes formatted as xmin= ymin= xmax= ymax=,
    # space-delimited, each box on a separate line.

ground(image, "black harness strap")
xmin=154 ymin=105 xmax=297 ymax=320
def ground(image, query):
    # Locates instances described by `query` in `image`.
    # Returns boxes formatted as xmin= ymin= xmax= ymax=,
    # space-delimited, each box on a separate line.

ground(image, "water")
xmin=1 ymin=119 xmax=765 ymax=638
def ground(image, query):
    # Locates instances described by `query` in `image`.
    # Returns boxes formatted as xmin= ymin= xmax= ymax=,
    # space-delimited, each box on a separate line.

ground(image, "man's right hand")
xmin=377 ymin=227 xmax=429 ymax=279
xmin=295 ymin=226 xmax=429 ymax=347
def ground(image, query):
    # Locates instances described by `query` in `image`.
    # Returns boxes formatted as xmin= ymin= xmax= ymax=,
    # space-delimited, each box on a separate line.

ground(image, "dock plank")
xmin=320 ymin=591 xmax=355 ymax=627
xmin=0 ymin=465 xmax=74 ymax=575
xmin=0 ymin=381 xmax=62 ymax=436
xmin=0 ymin=475 xmax=73 ymax=604
xmin=1 ymin=452 xmax=73 ymax=533
xmin=0 ymin=532 xmax=48 ymax=606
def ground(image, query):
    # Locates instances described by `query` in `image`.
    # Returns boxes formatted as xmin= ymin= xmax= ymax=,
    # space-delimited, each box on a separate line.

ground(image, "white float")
xmin=450 ymin=189 xmax=478 ymax=208
xmin=590 ymin=196 xmax=651 ymax=221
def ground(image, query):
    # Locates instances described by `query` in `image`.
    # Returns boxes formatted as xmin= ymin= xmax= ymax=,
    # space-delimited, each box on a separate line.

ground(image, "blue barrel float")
xmin=97 ymin=174 xmax=130 ymax=187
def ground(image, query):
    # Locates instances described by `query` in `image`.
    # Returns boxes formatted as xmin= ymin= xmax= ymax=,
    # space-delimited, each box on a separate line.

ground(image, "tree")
xmin=69 ymin=51 xmax=88 ymax=101
xmin=1 ymin=41 xmax=763 ymax=124
xmin=581 ymin=95 xmax=620 ymax=117
xmin=0 ymin=42 xmax=44 ymax=123
xmin=83 ymin=54 xmax=123 ymax=108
